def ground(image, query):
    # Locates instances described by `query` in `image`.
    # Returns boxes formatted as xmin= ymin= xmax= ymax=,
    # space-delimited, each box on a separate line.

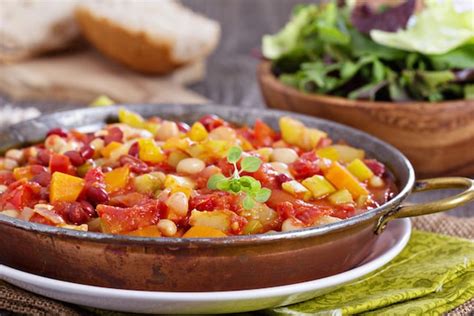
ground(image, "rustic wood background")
xmin=0 ymin=0 xmax=472 ymax=216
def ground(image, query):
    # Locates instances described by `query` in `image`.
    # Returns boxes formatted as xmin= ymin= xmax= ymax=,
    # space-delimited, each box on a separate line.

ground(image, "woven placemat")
xmin=1 ymin=214 xmax=473 ymax=316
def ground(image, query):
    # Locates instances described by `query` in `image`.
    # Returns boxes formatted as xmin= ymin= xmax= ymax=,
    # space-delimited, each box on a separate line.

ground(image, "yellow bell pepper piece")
xmin=183 ymin=226 xmax=227 ymax=238
xmin=126 ymin=225 xmax=162 ymax=237
xmin=188 ymin=122 xmax=208 ymax=142
xmin=347 ymin=159 xmax=374 ymax=181
xmin=302 ymin=175 xmax=336 ymax=199
xmin=13 ymin=167 xmax=34 ymax=181
xmin=101 ymin=141 xmax=122 ymax=158
xmin=279 ymin=116 xmax=305 ymax=146
xmin=104 ymin=166 xmax=130 ymax=193
xmin=50 ymin=172 xmax=85 ymax=203
xmin=301 ymin=128 xmax=327 ymax=150
xmin=118 ymin=108 xmax=145 ymax=128
xmin=316 ymin=147 xmax=339 ymax=161
xmin=138 ymin=138 xmax=165 ymax=163
xmin=328 ymin=189 xmax=354 ymax=205
xmin=162 ymin=137 xmax=193 ymax=151
xmin=324 ymin=162 xmax=369 ymax=198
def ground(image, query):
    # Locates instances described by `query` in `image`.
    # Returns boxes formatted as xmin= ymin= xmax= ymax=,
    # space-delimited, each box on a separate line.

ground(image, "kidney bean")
xmin=85 ymin=185 xmax=109 ymax=205
xmin=177 ymin=122 xmax=190 ymax=133
xmin=66 ymin=203 xmax=89 ymax=225
xmin=31 ymin=171 xmax=51 ymax=187
xmin=46 ymin=128 xmax=68 ymax=138
xmin=80 ymin=200 xmax=97 ymax=218
xmin=128 ymin=142 xmax=139 ymax=158
xmin=64 ymin=151 xmax=85 ymax=167
xmin=80 ymin=144 xmax=95 ymax=160
xmin=37 ymin=149 xmax=51 ymax=166
xmin=275 ymin=173 xmax=292 ymax=187
xmin=119 ymin=155 xmax=149 ymax=174
xmin=104 ymin=127 xmax=123 ymax=145
xmin=199 ymin=114 xmax=226 ymax=131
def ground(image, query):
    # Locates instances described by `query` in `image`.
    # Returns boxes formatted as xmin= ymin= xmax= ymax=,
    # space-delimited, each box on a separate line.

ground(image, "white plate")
xmin=0 ymin=218 xmax=410 ymax=314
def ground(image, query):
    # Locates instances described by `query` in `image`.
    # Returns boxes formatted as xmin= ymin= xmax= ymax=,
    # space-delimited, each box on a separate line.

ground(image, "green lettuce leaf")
xmin=370 ymin=0 xmax=474 ymax=55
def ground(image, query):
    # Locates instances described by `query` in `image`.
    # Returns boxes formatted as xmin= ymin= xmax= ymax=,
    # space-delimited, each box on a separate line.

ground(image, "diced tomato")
xmin=189 ymin=190 xmax=241 ymax=212
xmin=0 ymin=181 xmax=41 ymax=210
xmin=364 ymin=159 xmax=386 ymax=177
xmin=199 ymin=115 xmax=227 ymax=131
xmin=49 ymin=153 xmax=71 ymax=174
xmin=0 ymin=171 xmax=15 ymax=185
xmin=97 ymin=200 xmax=164 ymax=234
xmin=251 ymin=163 xmax=279 ymax=189
xmin=289 ymin=151 xmax=322 ymax=179
xmin=253 ymin=119 xmax=276 ymax=147
xmin=109 ymin=192 xmax=149 ymax=208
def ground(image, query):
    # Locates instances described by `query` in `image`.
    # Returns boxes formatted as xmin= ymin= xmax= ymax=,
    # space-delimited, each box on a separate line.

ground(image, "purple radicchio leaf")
xmin=351 ymin=0 xmax=416 ymax=34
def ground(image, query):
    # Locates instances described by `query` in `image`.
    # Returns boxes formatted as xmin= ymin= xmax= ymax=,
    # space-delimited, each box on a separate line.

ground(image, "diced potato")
xmin=302 ymin=175 xmax=336 ymax=199
xmin=282 ymin=180 xmax=311 ymax=201
xmin=256 ymin=147 xmax=273 ymax=162
xmin=188 ymin=122 xmax=208 ymax=142
xmin=138 ymin=138 xmax=165 ymax=163
xmin=301 ymin=128 xmax=327 ymax=150
xmin=167 ymin=151 xmax=189 ymax=168
xmin=101 ymin=141 xmax=122 ymax=158
xmin=164 ymin=175 xmax=196 ymax=197
xmin=312 ymin=215 xmax=342 ymax=227
xmin=126 ymin=225 xmax=162 ymax=237
xmin=189 ymin=209 xmax=231 ymax=232
xmin=347 ymin=159 xmax=374 ymax=181
xmin=331 ymin=145 xmax=365 ymax=163
xmin=328 ymin=189 xmax=354 ymax=205
xmin=183 ymin=226 xmax=227 ymax=238
xmin=279 ymin=117 xmax=305 ymax=146
xmin=243 ymin=220 xmax=263 ymax=234
xmin=50 ymin=172 xmax=85 ymax=203
xmin=324 ymin=162 xmax=369 ymax=198
xmin=104 ymin=166 xmax=130 ymax=193
xmin=133 ymin=173 xmax=164 ymax=194
xmin=58 ymin=224 xmax=89 ymax=231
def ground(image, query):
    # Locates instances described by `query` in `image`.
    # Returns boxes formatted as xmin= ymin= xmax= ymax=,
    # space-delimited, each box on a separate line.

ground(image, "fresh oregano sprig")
xmin=207 ymin=146 xmax=272 ymax=210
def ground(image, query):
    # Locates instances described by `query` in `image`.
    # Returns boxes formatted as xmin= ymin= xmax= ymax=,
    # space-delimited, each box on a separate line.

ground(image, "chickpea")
xmin=281 ymin=218 xmax=305 ymax=232
xmin=176 ymin=158 xmax=205 ymax=175
xmin=166 ymin=192 xmax=189 ymax=217
xmin=156 ymin=121 xmax=179 ymax=141
xmin=271 ymin=148 xmax=298 ymax=164
xmin=157 ymin=219 xmax=178 ymax=237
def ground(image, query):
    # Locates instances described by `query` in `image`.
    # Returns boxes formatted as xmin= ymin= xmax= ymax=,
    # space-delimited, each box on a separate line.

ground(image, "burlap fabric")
xmin=1 ymin=214 xmax=473 ymax=316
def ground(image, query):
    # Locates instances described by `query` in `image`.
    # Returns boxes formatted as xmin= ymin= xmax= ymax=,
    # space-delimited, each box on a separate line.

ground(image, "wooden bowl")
xmin=258 ymin=61 xmax=474 ymax=177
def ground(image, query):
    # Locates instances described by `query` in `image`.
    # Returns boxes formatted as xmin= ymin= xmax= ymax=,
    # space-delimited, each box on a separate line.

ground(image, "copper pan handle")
xmin=375 ymin=177 xmax=474 ymax=234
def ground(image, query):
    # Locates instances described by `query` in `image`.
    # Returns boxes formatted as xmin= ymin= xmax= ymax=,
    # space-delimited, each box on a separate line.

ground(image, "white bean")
xmin=44 ymin=135 xmax=67 ymax=153
xmin=157 ymin=219 xmax=178 ymax=237
xmin=5 ymin=149 xmax=24 ymax=162
xmin=281 ymin=218 xmax=304 ymax=232
xmin=176 ymin=158 xmax=205 ymax=175
xmin=369 ymin=176 xmax=385 ymax=188
xmin=271 ymin=148 xmax=298 ymax=164
xmin=157 ymin=121 xmax=179 ymax=141
xmin=1 ymin=158 xmax=18 ymax=170
xmin=166 ymin=192 xmax=189 ymax=217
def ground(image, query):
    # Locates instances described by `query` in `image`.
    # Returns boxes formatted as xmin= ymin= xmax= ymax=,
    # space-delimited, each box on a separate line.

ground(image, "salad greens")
xmin=262 ymin=0 xmax=474 ymax=102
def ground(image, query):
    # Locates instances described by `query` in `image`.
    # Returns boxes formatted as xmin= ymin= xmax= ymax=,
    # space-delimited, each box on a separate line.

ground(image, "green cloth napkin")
xmin=271 ymin=230 xmax=474 ymax=316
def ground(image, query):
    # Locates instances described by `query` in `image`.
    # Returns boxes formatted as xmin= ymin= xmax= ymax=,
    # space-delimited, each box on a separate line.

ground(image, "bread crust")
xmin=76 ymin=6 xmax=190 ymax=74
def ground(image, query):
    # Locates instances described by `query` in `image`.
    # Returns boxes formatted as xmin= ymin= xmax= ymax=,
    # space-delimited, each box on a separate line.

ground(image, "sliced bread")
xmin=0 ymin=0 xmax=80 ymax=63
xmin=75 ymin=0 xmax=221 ymax=74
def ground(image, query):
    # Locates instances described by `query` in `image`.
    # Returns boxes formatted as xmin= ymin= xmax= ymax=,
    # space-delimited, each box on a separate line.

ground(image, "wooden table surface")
xmin=0 ymin=0 xmax=472 ymax=217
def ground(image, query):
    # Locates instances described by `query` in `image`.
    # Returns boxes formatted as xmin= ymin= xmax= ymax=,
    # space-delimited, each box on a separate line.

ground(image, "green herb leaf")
xmin=240 ymin=176 xmax=261 ymax=192
xmin=242 ymin=195 xmax=256 ymax=210
xmin=255 ymin=188 xmax=272 ymax=203
xmin=216 ymin=179 xmax=231 ymax=191
xmin=241 ymin=156 xmax=262 ymax=172
xmin=227 ymin=146 xmax=242 ymax=164
xmin=229 ymin=179 xmax=242 ymax=193
xmin=207 ymin=174 xmax=226 ymax=190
